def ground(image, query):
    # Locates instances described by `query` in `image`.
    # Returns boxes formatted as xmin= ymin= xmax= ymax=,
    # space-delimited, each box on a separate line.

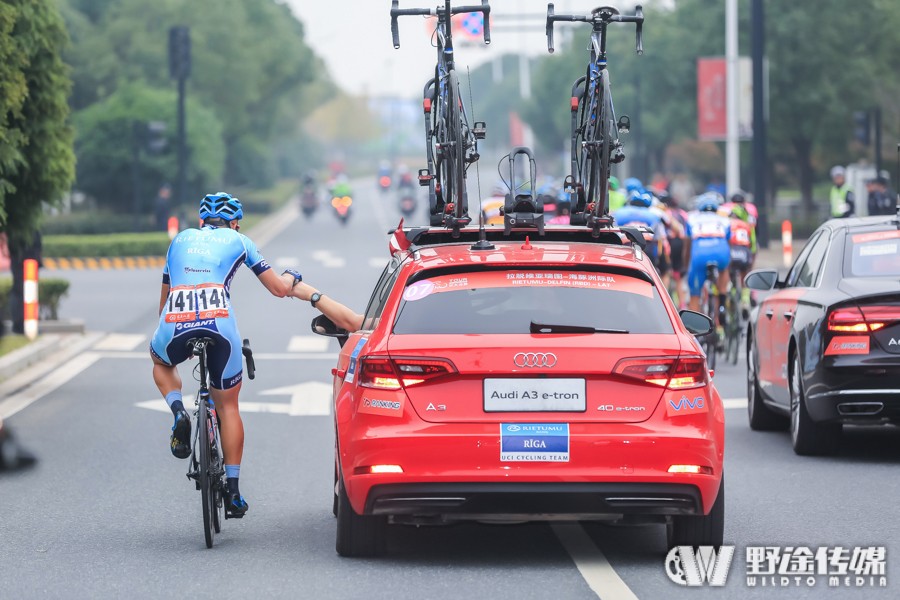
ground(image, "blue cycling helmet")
xmin=695 ymin=191 xmax=723 ymax=212
xmin=624 ymin=177 xmax=643 ymax=193
xmin=199 ymin=192 xmax=244 ymax=221
xmin=628 ymin=190 xmax=653 ymax=208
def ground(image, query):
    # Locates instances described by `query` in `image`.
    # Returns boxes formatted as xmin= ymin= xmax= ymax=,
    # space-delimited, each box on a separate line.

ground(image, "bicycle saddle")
xmin=591 ymin=6 xmax=620 ymax=18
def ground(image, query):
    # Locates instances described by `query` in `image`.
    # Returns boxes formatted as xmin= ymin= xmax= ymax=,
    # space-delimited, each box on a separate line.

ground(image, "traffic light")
xmin=168 ymin=26 xmax=191 ymax=80
xmin=853 ymin=110 xmax=870 ymax=146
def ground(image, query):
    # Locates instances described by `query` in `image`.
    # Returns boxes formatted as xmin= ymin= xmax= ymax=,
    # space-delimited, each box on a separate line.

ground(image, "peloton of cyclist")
xmin=614 ymin=189 xmax=670 ymax=278
xmin=686 ymin=192 xmax=731 ymax=329
xmin=150 ymin=193 xmax=302 ymax=517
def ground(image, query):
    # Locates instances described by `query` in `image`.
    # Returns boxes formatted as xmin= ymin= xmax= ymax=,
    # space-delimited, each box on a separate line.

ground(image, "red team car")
xmin=315 ymin=225 xmax=726 ymax=557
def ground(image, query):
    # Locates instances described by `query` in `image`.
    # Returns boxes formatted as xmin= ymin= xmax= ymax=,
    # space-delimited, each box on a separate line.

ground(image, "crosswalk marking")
xmin=287 ymin=336 xmax=330 ymax=353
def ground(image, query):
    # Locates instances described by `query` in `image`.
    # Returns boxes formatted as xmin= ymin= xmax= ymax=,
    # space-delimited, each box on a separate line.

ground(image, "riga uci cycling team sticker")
xmin=825 ymin=336 xmax=870 ymax=356
xmin=410 ymin=271 xmax=653 ymax=298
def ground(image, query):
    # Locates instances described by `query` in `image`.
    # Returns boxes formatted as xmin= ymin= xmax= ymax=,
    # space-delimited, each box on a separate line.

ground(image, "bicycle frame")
xmin=391 ymin=1 xmax=490 ymax=231
xmin=546 ymin=4 xmax=643 ymax=231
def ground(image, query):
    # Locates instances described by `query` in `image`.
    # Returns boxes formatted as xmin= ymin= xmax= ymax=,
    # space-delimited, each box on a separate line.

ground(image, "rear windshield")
xmin=392 ymin=270 xmax=674 ymax=335
xmin=846 ymin=230 xmax=900 ymax=277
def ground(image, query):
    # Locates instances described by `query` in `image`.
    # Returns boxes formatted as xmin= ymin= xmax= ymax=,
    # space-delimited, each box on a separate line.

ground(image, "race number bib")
xmin=733 ymin=228 xmax=751 ymax=245
xmin=164 ymin=284 xmax=229 ymax=323
xmin=697 ymin=221 xmax=726 ymax=238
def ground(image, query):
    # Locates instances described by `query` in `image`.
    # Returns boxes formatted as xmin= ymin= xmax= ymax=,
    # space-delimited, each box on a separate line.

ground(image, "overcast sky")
xmin=286 ymin=0 xmax=590 ymax=99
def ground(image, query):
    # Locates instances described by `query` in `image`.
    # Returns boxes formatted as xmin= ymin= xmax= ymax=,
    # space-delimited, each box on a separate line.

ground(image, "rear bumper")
xmin=366 ymin=481 xmax=704 ymax=523
xmin=806 ymin=387 xmax=900 ymax=423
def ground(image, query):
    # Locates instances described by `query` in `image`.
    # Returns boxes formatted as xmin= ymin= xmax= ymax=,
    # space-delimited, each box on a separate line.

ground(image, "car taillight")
xmin=358 ymin=356 xmax=457 ymax=390
xmin=613 ymin=356 xmax=708 ymax=390
xmin=828 ymin=306 xmax=900 ymax=332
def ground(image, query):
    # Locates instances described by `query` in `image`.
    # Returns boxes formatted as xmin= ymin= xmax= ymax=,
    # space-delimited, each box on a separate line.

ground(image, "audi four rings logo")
xmin=514 ymin=352 xmax=558 ymax=368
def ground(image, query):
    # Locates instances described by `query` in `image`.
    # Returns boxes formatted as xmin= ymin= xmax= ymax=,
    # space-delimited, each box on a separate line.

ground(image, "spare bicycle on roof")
xmin=390 ymin=0 xmax=491 ymax=232
xmin=545 ymin=4 xmax=644 ymax=236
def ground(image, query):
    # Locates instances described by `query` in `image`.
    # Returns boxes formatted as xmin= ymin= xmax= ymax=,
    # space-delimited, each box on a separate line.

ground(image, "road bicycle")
xmin=545 ymin=4 xmax=643 ymax=236
xmin=185 ymin=337 xmax=255 ymax=549
xmin=699 ymin=262 xmax=720 ymax=371
xmin=391 ymin=0 xmax=491 ymax=231
xmin=723 ymin=267 xmax=743 ymax=366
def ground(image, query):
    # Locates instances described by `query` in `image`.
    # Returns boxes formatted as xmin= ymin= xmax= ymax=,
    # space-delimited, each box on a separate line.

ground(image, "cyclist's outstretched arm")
xmin=258 ymin=269 xmax=298 ymax=298
xmin=290 ymin=281 xmax=364 ymax=332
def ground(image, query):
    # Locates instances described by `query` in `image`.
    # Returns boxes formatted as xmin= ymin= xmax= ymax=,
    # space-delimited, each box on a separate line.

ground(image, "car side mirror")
xmin=311 ymin=314 xmax=349 ymax=348
xmin=744 ymin=269 xmax=779 ymax=292
xmin=679 ymin=310 xmax=713 ymax=337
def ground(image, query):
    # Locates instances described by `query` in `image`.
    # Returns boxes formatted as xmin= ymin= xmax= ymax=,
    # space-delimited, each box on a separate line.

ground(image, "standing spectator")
xmin=867 ymin=177 xmax=895 ymax=216
xmin=829 ymin=165 xmax=854 ymax=218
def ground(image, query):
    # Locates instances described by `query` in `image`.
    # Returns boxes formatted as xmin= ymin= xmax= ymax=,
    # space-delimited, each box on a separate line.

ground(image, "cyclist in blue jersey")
xmin=686 ymin=192 xmax=731 ymax=325
xmin=150 ymin=192 xmax=302 ymax=517
xmin=614 ymin=190 xmax=669 ymax=274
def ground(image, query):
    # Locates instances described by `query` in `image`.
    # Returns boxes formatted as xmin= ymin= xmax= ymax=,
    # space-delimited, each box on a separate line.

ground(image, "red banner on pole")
xmin=697 ymin=58 xmax=727 ymax=141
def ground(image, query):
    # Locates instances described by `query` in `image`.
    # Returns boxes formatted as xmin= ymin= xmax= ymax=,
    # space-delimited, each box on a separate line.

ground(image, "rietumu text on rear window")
xmin=392 ymin=269 xmax=674 ymax=335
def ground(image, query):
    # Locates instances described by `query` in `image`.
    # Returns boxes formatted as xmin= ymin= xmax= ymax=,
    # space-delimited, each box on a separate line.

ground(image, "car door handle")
xmin=783 ymin=311 xmax=794 ymax=321
xmin=332 ymin=368 xmax=346 ymax=378
xmin=765 ymin=309 xmax=774 ymax=320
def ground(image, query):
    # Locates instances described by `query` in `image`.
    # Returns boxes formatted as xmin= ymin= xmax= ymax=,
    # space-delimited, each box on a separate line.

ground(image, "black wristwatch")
xmin=310 ymin=292 xmax=323 ymax=308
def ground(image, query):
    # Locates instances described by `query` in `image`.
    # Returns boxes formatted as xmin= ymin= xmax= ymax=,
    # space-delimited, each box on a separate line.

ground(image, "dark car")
xmin=745 ymin=214 xmax=900 ymax=455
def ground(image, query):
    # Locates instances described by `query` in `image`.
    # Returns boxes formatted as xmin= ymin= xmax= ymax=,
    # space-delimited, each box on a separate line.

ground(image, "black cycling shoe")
xmin=170 ymin=410 xmax=191 ymax=459
xmin=225 ymin=492 xmax=249 ymax=518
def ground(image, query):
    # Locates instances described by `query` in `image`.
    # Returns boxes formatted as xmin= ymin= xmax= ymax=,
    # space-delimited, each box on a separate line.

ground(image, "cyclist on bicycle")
xmin=727 ymin=202 xmax=757 ymax=314
xmin=654 ymin=190 xmax=690 ymax=307
xmin=150 ymin=192 xmax=302 ymax=517
xmin=687 ymin=192 xmax=731 ymax=328
xmin=607 ymin=176 xmax=627 ymax=213
xmin=614 ymin=189 xmax=669 ymax=276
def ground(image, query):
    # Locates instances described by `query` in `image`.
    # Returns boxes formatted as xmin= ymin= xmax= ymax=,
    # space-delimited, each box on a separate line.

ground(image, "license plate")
xmin=484 ymin=378 xmax=586 ymax=412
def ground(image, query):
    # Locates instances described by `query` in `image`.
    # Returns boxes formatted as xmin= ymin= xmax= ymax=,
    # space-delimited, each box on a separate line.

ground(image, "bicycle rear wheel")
xmin=702 ymin=284 xmax=718 ymax=371
xmin=726 ymin=287 xmax=741 ymax=365
xmin=444 ymin=70 xmax=466 ymax=219
xmin=198 ymin=395 xmax=215 ymax=548
xmin=210 ymin=410 xmax=224 ymax=534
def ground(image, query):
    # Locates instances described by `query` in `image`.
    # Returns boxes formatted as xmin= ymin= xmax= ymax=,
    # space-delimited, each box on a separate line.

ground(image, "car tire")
xmin=335 ymin=474 xmax=387 ymax=557
xmin=747 ymin=335 xmax=786 ymax=431
xmin=790 ymin=353 xmax=840 ymax=456
xmin=667 ymin=476 xmax=724 ymax=548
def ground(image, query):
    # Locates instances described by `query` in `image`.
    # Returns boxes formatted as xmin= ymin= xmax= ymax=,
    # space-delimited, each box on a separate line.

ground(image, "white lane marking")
xmin=287 ymin=336 xmax=330 ymax=353
xmin=369 ymin=257 xmax=387 ymax=269
xmin=311 ymin=250 xmax=346 ymax=268
xmin=92 ymin=351 xmax=338 ymax=360
xmin=0 ymin=352 xmax=102 ymax=420
xmin=551 ymin=522 xmax=639 ymax=600
xmin=723 ymin=397 xmax=748 ymax=410
xmin=259 ymin=381 xmax=332 ymax=416
xmin=93 ymin=333 xmax=146 ymax=351
xmin=136 ymin=380 xmax=332 ymax=417
xmin=274 ymin=256 xmax=301 ymax=269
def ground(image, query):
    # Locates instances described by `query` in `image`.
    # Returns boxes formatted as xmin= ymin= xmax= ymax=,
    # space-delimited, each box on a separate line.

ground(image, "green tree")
xmin=0 ymin=0 xmax=76 ymax=334
xmin=59 ymin=0 xmax=328 ymax=192
xmin=74 ymin=83 xmax=224 ymax=214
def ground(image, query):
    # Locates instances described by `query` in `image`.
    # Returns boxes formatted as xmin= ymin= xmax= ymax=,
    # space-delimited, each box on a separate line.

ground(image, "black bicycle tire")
xmin=199 ymin=394 xmax=215 ymax=548
xmin=595 ymin=70 xmax=612 ymax=217
xmin=580 ymin=82 xmax=599 ymax=216
xmin=727 ymin=287 xmax=740 ymax=365
xmin=705 ymin=285 xmax=718 ymax=371
xmin=211 ymin=412 xmax=224 ymax=534
xmin=446 ymin=69 xmax=466 ymax=218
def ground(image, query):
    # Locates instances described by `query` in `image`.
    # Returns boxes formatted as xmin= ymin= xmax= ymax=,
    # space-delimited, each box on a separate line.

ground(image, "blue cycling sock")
xmin=225 ymin=465 xmax=240 ymax=480
xmin=165 ymin=391 xmax=184 ymax=416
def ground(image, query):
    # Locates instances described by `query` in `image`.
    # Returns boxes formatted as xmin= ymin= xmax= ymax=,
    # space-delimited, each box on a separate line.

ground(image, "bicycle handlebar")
xmin=546 ymin=3 xmax=643 ymax=55
xmin=391 ymin=0 xmax=491 ymax=49
xmin=242 ymin=338 xmax=255 ymax=380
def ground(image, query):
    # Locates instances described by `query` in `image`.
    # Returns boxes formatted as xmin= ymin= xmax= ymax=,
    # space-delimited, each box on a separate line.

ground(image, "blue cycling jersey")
xmin=686 ymin=212 xmax=732 ymax=296
xmin=151 ymin=225 xmax=271 ymax=389
xmin=614 ymin=206 xmax=667 ymax=259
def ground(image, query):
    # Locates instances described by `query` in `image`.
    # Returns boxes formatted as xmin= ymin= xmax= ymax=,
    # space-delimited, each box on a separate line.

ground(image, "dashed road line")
xmin=311 ymin=250 xmax=346 ymax=268
xmin=369 ymin=257 xmax=387 ymax=269
xmin=287 ymin=336 xmax=330 ymax=353
xmin=723 ymin=397 xmax=748 ymax=410
xmin=552 ymin=523 xmax=640 ymax=600
xmin=94 ymin=333 xmax=147 ymax=352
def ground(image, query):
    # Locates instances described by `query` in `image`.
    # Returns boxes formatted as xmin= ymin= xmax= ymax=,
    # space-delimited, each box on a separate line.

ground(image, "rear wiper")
xmin=530 ymin=321 xmax=629 ymax=334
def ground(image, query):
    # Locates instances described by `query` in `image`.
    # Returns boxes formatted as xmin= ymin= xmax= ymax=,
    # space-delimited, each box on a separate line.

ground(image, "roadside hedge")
xmin=0 ymin=277 xmax=71 ymax=320
xmin=43 ymin=232 xmax=170 ymax=257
